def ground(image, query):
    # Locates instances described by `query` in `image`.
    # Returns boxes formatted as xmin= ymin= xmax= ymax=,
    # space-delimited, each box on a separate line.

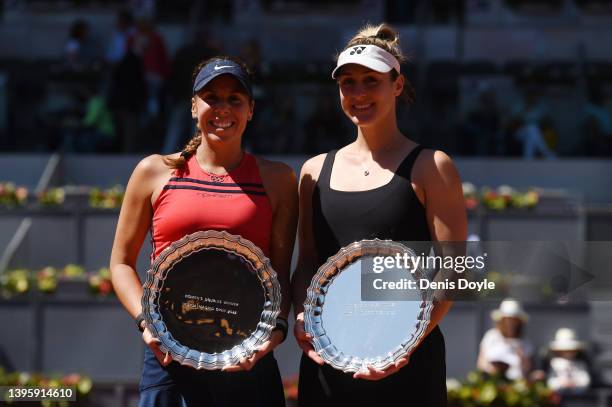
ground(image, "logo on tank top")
xmin=198 ymin=191 xmax=233 ymax=199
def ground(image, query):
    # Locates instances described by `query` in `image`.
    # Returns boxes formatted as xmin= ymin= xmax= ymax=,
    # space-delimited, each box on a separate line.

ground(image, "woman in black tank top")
xmin=291 ymin=23 xmax=467 ymax=407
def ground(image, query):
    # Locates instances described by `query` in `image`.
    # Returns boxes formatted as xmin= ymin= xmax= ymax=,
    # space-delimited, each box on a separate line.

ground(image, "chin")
xmin=351 ymin=115 xmax=377 ymax=127
xmin=203 ymin=131 xmax=235 ymax=143
xmin=347 ymin=107 xmax=379 ymax=124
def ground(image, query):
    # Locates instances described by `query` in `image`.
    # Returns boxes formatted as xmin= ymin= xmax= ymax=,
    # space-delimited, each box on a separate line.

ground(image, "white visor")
xmin=332 ymin=44 xmax=401 ymax=79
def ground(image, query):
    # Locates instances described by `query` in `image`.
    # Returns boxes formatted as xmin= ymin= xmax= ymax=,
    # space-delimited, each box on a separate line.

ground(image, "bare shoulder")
xmin=299 ymin=153 xmax=327 ymax=183
xmin=256 ymin=157 xmax=297 ymax=187
xmin=256 ymin=157 xmax=298 ymax=213
xmin=413 ymin=149 xmax=461 ymax=185
xmin=134 ymin=154 xmax=175 ymax=177
xmin=129 ymin=154 xmax=176 ymax=196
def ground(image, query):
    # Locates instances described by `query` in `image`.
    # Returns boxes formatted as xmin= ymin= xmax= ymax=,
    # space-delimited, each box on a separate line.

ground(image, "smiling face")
xmin=336 ymin=64 xmax=404 ymax=127
xmin=191 ymin=74 xmax=254 ymax=143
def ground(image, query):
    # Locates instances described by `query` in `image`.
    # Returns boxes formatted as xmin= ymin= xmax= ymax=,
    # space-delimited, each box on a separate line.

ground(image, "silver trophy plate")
xmin=304 ymin=239 xmax=434 ymax=373
xmin=141 ymin=230 xmax=281 ymax=370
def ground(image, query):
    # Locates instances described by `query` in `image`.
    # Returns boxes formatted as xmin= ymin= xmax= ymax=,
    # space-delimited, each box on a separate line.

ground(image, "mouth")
xmin=351 ymin=102 xmax=374 ymax=112
xmin=208 ymin=119 xmax=235 ymax=130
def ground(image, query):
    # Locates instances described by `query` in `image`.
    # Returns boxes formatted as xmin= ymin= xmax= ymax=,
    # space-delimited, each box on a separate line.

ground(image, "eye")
xmin=364 ymin=76 xmax=380 ymax=86
xmin=339 ymin=78 xmax=355 ymax=87
xmin=229 ymin=95 xmax=244 ymax=106
xmin=201 ymin=93 xmax=217 ymax=104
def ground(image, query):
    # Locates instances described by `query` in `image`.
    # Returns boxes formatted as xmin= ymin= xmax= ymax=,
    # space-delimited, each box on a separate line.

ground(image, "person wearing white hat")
xmin=477 ymin=299 xmax=534 ymax=380
xmin=292 ymin=22 xmax=467 ymax=406
xmin=490 ymin=298 xmax=529 ymax=323
xmin=547 ymin=328 xmax=591 ymax=392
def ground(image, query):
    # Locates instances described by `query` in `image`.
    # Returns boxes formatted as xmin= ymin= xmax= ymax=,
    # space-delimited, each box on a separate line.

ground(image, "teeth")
xmin=354 ymin=103 xmax=373 ymax=110
xmin=210 ymin=120 xmax=233 ymax=129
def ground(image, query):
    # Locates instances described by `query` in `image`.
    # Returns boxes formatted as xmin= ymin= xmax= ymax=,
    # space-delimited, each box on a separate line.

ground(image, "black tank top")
xmin=299 ymin=145 xmax=447 ymax=407
xmin=303 ymin=145 xmax=447 ymax=407
xmin=313 ymin=145 xmax=430 ymax=264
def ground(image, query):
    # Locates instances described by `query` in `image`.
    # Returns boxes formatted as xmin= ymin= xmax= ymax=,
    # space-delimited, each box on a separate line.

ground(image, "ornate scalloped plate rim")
xmin=141 ymin=230 xmax=281 ymax=370
xmin=304 ymin=239 xmax=434 ymax=373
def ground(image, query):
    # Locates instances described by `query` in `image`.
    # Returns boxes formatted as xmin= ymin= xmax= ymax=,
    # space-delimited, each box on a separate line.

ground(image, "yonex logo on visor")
xmin=332 ymin=44 xmax=401 ymax=79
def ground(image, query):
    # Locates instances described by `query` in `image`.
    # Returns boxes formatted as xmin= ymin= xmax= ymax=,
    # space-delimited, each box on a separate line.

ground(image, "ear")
xmin=394 ymin=74 xmax=405 ymax=98
xmin=191 ymin=97 xmax=197 ymax=119
xmin=247 ymin=99 xmax=255 ymax=121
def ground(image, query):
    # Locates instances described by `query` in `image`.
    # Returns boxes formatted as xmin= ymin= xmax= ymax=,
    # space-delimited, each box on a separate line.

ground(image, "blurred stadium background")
xmin=1 ymin=0 xmax=612 ymax=405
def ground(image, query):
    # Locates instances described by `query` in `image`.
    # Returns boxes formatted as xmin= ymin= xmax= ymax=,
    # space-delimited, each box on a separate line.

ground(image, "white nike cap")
xmin=332 ymin=44 xmax=401 ymax=79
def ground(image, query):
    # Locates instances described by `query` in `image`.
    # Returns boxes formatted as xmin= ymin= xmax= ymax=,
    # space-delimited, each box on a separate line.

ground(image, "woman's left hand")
xmin=221 ymin=329 xmax=284 ymax=372
xmin=352 ymin=356 xmax=410 ymax=381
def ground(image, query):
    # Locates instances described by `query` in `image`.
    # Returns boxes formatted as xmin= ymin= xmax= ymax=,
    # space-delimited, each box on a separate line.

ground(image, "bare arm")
xmin=259 ymin=159 xmax=299 ymax=320
xmin=476 ymin=331 xmax=493 ymax=373
xmin=109 ymin=154 xmax=173 ymax=366
xmin=476 ymin=347 xmax=491 ymax=373
xmin=290 ymin=154 xmax=326 ymax=365
xmin=291 ymin=155 xmax=325 ymax=316
xmin=419 ymin=149 xmax=467 ymax=336
xmin=109 ymin=155 xmax=164 ymax=318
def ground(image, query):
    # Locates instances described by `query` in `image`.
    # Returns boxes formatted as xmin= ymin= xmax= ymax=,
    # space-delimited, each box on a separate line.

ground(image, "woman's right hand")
xmin=142 ymin=326 xmax=173 ymax=367
xmin=294 ymin=312 xmax=324 ymax=365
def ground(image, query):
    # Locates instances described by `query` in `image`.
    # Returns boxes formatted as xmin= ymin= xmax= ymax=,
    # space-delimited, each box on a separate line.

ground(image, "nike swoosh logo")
xmin=214 ymin=65 xmax=232 ymax=70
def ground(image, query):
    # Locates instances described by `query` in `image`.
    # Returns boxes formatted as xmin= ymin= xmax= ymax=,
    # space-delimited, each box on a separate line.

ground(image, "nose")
xmin=212 ymin=100 xmax=231 ymax=115
xmin=348 ymin=83 xmax=367 ymax=100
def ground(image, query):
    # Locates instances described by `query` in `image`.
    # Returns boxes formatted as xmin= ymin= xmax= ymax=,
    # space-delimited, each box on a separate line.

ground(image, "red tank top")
xmin=150 ymin=152 xmax=273 ymax=260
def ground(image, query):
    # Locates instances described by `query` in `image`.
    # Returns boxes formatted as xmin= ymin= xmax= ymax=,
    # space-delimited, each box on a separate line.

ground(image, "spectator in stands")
xmin=508 ymin=87 xmax=556 ymax=159
xmin=546 ymin=328 xmax=591 ymax=392
xmin=462 ymin=86 xmax=501 ymax=156
xmin=107 ymin=47 xmax=147 ymax=153
xmin=64 ymin=20 xmax=94 ymax=70
xmin=59 ymin=84 xmax=115 ymax=153
xmin=106 ymin=10 xmax=136 ymax=65
xmin=128 ymin=18 xmax=171 ymax=117
xmin=583 ymin=88 xmax=612 ymax=156
xmin=477 ymin=299 xmax=534 ymax=380
xmin=110 ymin=56 xmax=296 ymax=406
xmin=239 ymin=39 xmax=264 ymax=82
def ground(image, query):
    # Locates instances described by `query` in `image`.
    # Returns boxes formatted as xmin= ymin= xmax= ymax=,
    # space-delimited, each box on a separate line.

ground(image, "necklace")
xmin=197 ymin=151 xmax=244 ymax=182
xmin=361 ymin=162 xmax=371 ymax=176
xmin=209 ymin=173 xmax=228 ymax=183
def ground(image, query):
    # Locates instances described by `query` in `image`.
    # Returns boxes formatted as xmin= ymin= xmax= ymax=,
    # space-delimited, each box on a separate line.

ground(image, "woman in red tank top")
xmin=110 ymin=56 xmax=297 ymax=406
